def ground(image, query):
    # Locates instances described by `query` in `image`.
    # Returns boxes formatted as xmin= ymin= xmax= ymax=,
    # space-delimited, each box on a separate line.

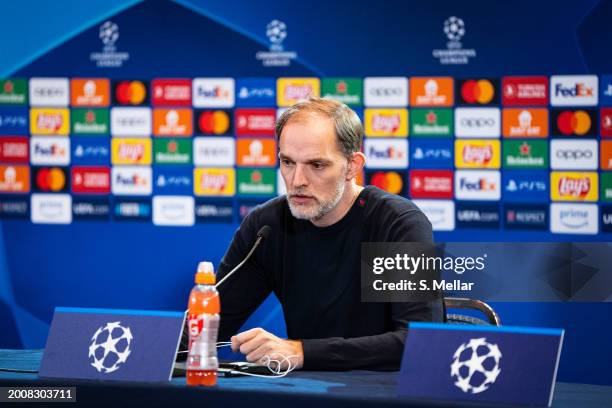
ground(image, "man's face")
xmin=278 ymin=113 xmax=349 ymax=221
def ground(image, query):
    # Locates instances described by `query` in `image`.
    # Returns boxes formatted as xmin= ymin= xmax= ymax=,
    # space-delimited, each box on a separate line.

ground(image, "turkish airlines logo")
xmin=0 ymin=137 xmax=29 ymax=163
xmin=151 ymin=79 xmax=191 ymax=106
xmin=235 ymin=109 xmax=276 ymax=136
xmin=72 ymin=167 xmax=110 ymax=194
xmin=600 ymin=108 xmax=612 ymax=137
xmin=409 ymin=170 xmax=453 ymax=198
xmin=501 ymin=76 xmax=548 ymax=106
xmin=550 ymin=75 xmax=598 ymax=106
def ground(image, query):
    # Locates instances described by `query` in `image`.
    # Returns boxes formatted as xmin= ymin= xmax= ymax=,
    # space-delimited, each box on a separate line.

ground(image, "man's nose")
xmin=292 ymin=164 xmax=308 ymax=188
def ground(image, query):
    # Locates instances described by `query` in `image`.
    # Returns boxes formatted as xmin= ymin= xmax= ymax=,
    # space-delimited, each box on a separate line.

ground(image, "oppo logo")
xmin=460 ymin=118 xmax=495 ymax=127
xmin=369 ymin=87 xmax=403 ymax=96
xmin=555 ymin=149 xmax=593 ymax=159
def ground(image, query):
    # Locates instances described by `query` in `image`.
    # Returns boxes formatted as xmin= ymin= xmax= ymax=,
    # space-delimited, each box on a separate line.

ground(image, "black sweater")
xmin=183 ymin=185 xmax=444 ymax=370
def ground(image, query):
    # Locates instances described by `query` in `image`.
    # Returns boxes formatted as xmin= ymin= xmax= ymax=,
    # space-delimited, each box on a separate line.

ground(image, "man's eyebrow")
xmin=278 ymin=153 xmax=332 ymax=164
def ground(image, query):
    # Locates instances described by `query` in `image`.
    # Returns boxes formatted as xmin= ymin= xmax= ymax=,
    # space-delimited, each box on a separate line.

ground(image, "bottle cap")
xmin=195 ymin=261 xmax=215 ymax=284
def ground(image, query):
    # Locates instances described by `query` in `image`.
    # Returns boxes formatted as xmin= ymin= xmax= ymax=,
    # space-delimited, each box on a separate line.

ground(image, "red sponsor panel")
xmin=601 ymin=108 xmax=612 ymax=137
xmin=71 ymin=166 xmax=111 ymax=194
xmin=151 ymin=79 xmax=192 ymax=106
xmin=235 ymin=108 xmax=276 ymax=137
xmin=409 ymin=170 xmax=453 ymax=199
xmin=501 ymin=76 xmax=548 ymax=106
xmin=0 ymin=137 xmax=29 ymax=163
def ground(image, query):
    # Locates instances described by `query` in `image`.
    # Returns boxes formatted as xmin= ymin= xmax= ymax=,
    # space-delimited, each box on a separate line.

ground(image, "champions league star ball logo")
xmin=266 ymin=20 xmax=287 ymax=47
xmin=444 ymin=16 xmax=465 ymax=42
xmin=88 ymin=321 xmax=133 ymax=373
xmin=256 ymin=19 xmax=296 ymax=66
xmin=450 ymin=337 xmax=502 ymax=394
xmin=99 ymin=21 xmax=119 ymax=47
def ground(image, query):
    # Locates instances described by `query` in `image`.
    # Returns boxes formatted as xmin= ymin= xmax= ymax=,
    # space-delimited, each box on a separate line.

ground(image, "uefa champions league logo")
xmin=266 ymin=20 xmax=287 ymax=50
xmin=433 ymin=16 xmax=476 ymax=65
xmin=90 ymin=20 xmax=129 ymax=68
xmin=450 ymin=337 xmax=502 ymax=394
xmin=88 ymin=321 xmax=133 ymax=373
xmin=99 ymin=21 xmax=119 ymax=48
xmin=256 ymin=19 xmax=297 ymax=67
xmin=444 ymin=16 xmax=465 ymax=42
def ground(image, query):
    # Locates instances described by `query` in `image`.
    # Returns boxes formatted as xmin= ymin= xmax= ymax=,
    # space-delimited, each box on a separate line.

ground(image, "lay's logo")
xmin=111 ymin=138 xmax=152 ymax=165
xmin=551 ymin=172 xmax=598 ymax=201
xmin=455 ymin=140 xmax=500 ymax=169
xmin=276 ymin=78 xmax=320 ymax=107
xmin=364 ymin=109 xmax=408 ymax=137
xmin=30 ymin=108 xmax=69 ymax=135
xmin=194 ymin=168 xmax=235 ymax=196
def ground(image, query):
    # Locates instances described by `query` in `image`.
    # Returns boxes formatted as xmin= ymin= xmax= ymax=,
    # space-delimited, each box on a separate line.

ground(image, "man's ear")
xmin=346 ymin=152 xmax=366 ymax=181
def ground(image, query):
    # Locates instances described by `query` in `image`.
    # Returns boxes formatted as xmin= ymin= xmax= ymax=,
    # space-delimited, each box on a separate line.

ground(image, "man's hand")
xmin=231 ymin=328 xmax=304 ymax=370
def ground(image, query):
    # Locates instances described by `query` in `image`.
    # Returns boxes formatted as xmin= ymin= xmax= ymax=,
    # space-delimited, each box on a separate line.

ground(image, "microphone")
xmin=215 ymin=225 xmax=271 ymax=289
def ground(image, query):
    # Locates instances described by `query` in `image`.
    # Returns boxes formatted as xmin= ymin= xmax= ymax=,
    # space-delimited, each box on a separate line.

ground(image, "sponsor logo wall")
xmin=0 ymin=75 xmax=610 ymax=234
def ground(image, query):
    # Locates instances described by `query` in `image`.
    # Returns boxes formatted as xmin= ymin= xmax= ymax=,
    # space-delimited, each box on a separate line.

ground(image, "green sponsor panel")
xmin=601 ymin=172 xmax=612 ymax=203
xmin=503 ymin=140 xmax=548 ymax=169
xmin=321 ymin=78 xmax=362 ymax=106
xmin=71 ymin=108 xmax=109 ymax=135
xmin=0 ymin=79 xmax=27 ymax=105
xmin=154 ymin=138 xmax=192 ymax=165
xmin=410 ymin=109 xmax=452 ymax=137
xmin=237 ymin=168 xmax=276 ymax=196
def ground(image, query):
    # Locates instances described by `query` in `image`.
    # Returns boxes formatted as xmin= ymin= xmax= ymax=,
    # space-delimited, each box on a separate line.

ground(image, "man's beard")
xmin=287 ymin=176 xmax=346 ymax=221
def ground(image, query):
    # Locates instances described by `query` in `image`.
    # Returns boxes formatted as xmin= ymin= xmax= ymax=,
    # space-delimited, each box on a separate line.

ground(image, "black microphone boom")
xmin=215 ymin=225 xmax=271 ymax=289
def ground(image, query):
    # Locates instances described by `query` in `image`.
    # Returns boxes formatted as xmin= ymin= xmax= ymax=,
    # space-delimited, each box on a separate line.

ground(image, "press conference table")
xmin=1 ymin=350 xmax=611 ymax=407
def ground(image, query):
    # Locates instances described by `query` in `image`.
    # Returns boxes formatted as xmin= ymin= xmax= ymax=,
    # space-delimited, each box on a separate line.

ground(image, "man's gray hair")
xmin=275 ymin=96 xmax=364 ymax=159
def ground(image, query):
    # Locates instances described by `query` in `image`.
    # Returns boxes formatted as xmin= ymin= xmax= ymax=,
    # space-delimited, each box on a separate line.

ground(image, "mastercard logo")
xmin=461 ymin=80 xmax=495 ymax=104
xmin=369 ymin=171 xmax=404 ymax=195
xmin=115 ymin=81 xmax=147 ymax=105
xmin=198 ymin=111 xmax=230 ymax=135
xmin=36 ymin=167 xmax=66 ymax=192
xmin=556 ymin=110 xmax=592 ymax=135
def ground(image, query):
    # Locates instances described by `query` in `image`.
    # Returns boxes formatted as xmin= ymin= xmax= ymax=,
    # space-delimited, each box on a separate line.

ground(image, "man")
xmin=182 ymin=97 xmax=443 ymax=370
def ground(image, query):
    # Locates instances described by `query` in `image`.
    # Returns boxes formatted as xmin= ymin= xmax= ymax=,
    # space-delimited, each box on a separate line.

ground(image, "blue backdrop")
xmin=0 ymin=0 xmax=611 ymax=385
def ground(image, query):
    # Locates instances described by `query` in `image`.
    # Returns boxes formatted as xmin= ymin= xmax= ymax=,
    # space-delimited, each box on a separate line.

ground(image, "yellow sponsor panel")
xmin=111 ymin=138 xmax=152 ymax=165
xmin=455 ymin=140 xmax=501 ymax=169
xmin=194 ymin=168 xmax=235 ymax=196
xmin=29 ymin=108 xmax=69 ymax=135
xmin=551 ymin=171 xmax=598 ymax=202
xmin=364 ymin=109 xmax=408 ymax=137
xmin=276 ymin=78 xmax=321 ymax=107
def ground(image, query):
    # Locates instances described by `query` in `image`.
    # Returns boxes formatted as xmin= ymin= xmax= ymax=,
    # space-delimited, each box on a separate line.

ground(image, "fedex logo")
xmin=550 ymin=76 xmax=598 ymax=106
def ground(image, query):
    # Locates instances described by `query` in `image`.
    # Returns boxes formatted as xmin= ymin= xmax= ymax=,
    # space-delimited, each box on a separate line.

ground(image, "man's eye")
xmin=281 ymin=159 xmax=294 ymax=166
xmin=312 ymin=162 xmax=325 ymax=170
